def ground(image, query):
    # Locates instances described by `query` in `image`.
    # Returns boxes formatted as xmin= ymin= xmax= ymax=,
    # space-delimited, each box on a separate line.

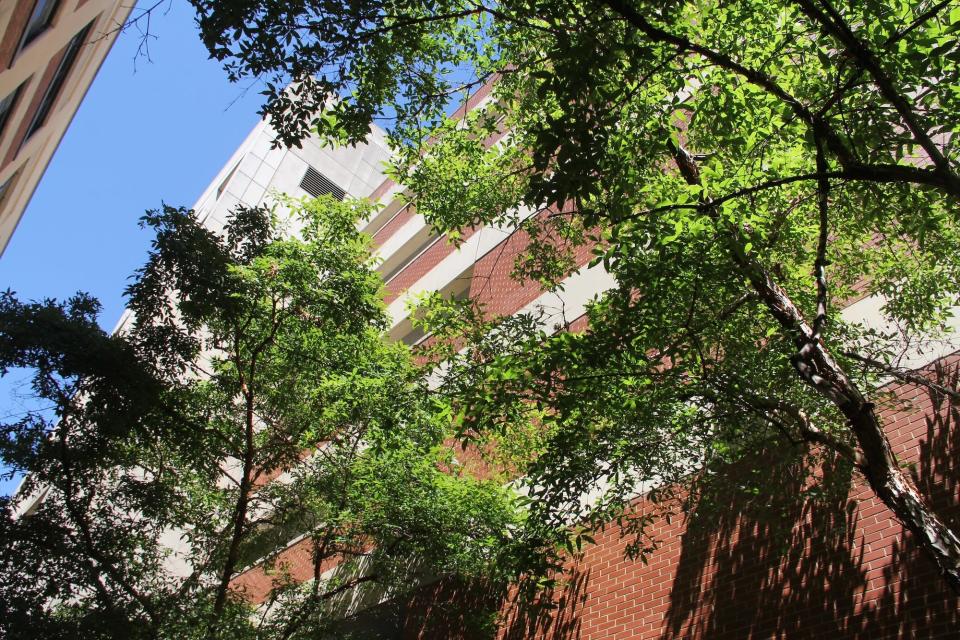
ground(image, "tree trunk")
xmin=848 ymin=402 xmax=960 ymax=592
xmin=741 ymin=251 xmax=960 ymax=594
xmin=667 ymin=141 xmax=960 ymax=593
xmin=211 ymin=382 xmax=256 ymax=628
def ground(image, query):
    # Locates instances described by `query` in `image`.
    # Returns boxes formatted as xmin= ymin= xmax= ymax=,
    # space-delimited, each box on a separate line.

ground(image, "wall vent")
xmin=299 ymin=167 xmax=345 ymax=201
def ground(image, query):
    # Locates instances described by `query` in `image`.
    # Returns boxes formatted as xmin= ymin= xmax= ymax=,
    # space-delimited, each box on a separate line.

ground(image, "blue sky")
xmin=0 ymin=0 xmax=265 ymax=494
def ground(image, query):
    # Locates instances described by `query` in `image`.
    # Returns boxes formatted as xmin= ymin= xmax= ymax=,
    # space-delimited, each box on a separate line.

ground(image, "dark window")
xmin=0 ymin=83 xmax=23 ymax=138
xmin=16 ymin=0 xmax=61 ymax=56
xmin=299 ymin=166 xmax=345 ymax=200
xmin=22 ymin=22 xmax=89 ymax=144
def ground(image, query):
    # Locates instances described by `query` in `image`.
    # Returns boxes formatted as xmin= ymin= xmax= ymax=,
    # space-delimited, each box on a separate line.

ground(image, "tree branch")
xmin=663 ymin=139 xmax=960 ymax=592
xmin=793 ymin=0 xmax=957 ymax=178
xmin=56 ymin=432 xmax=161 ymax=629
xmin=810 ymin=133 xmax=831 ymax=344
xmin=744 ymin=394 xmax=867 ymax=468
xmin=843 ymin=351 xmax=960 ymax=402
xmin=618 ymin=161 xmax=960 ymax=225
xmin=885 ymin=0 xmax=954 ymax=47
xmin=602 ymin=0 xmax=960 ymax=198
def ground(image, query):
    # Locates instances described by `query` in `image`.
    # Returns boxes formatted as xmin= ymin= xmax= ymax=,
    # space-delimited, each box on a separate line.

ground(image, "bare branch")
xmin=89 ymin=0 xmax=172 ymax=69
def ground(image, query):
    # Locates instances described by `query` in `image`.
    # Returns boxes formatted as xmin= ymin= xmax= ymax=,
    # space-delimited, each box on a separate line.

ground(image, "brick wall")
xmin=232 ymin=307 xmax=958 ymax=639
xmin=382 ymin=198 xmax=959 ymax=638
xmin=231 ymin=537 xmax=322 ymax=604
xmin=402 ymin=356 xmax=960 ymax=639
xmin=231 ymin=188 xmax=960 ymax=637
xmin=469 ymin=214 xmax=597 ymax=318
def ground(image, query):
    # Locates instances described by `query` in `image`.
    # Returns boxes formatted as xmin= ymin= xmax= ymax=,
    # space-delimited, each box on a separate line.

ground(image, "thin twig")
xmin=843 ymin=351 xmax=960 ymax=402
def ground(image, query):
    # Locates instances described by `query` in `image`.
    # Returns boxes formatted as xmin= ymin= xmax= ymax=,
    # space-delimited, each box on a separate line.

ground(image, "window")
xmin=299 ymin=166 xmax=345 ymax=200
xmin=22 ymin=22 xmax=89 ymax=144
xmin=0 ymin=84 xmax=23 ymax=138
xmin=16 ymin=0 xmax=61 ymax=57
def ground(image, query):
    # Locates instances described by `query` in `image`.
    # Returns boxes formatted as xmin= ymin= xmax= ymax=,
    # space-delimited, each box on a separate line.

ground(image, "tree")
xmin=190 ymin=0 xmax=960 ymax=594
xmin=0 ymin=197 xmax=529 ymax=639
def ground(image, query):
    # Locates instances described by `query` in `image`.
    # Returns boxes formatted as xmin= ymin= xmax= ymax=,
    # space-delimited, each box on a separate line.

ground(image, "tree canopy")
xmin=191 ymin=0 xmax=960 ymax=593
xmin=0 ymin=198 xmax=530 ymax=639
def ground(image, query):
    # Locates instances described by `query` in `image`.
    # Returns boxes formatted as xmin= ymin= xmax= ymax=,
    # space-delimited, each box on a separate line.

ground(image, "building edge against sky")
xmin=0 ymin=0 xmax=134 ymax=255
xmin=109 ymin=114 xmax=393 ymax=347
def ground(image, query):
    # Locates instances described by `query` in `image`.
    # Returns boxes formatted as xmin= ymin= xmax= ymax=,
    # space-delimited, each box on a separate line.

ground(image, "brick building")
xmin=0 ymin=0 xmax=133 ymax=254
xmin=359 ymin=168 xmax=960 ymax=640
xmin=208 ymin=100 xmax=959 ymax=636
xmin=3 ymin=3 xmax=953 ymax=633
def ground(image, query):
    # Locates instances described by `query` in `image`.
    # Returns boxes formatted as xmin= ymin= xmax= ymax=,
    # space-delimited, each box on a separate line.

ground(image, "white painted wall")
xmin=192 ymin=121 xmax=390 ymax=234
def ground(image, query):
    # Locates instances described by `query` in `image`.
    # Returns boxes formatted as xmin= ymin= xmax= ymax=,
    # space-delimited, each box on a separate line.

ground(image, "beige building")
xmin=0 ymin=0 xmax=133 ymax=255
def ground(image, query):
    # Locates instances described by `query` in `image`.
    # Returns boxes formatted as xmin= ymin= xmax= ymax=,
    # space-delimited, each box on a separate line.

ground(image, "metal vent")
xmin=299 ymin=167 xmax=345 ymax=201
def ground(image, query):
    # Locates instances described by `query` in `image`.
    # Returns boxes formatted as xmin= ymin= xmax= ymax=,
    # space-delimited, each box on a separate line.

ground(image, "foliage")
xmin=193 ymin=0 xmax=960 ymax=593
xmin=0 ymin=197 xmax=530 ymax=639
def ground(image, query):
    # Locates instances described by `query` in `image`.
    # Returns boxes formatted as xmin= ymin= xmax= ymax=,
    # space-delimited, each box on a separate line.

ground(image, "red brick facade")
xmin=401 ymin=358 xmax=960 ymax=639
xmin=232 ymin=175 xmax=960 ymax=638
xmin=247 ymin=378 xmax=956 ymax=639
xmin=378 ymin=204 xmax=959 ymax=636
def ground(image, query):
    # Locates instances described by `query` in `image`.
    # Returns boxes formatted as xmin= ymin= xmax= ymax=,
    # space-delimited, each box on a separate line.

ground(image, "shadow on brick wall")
xmin=662 ymin=449 xmax=870 ymax=638
xmin=398 ymin=569 xmax=593 ymax=639
xmin=660 ymin=367 xmax=960 ymax=639
xmin=497 ymin=565 xmax=592 ymax=639
xmin=860 ymin=368 xmax=960 ymax=638
xmin=401 ymin=577 xmax=505 ymax=639
xmin=396 ymin=364 xmax=960 ymax=639
xmin=913 ymin=362 xmax=960 ymax=532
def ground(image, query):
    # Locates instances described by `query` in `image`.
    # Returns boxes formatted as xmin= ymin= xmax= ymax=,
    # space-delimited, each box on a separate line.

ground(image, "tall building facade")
xmin=20 ymin=90 xmax=955 ymax=635
xmin=13 ymin=110 xmax=393 ymax=561
xmin=361 ymin=168 xmax=960 ymax=640
xmin=217 ymin=108 xmax=959 ymax=636
xmin=184 ymin=117 xmax=390 ymax=237
xmin=0 ymin=0 xmax=133 ymax=254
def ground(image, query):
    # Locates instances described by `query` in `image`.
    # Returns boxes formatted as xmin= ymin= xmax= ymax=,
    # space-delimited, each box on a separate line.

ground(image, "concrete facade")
xmin=188 ymin=118 xmax=391 ymax=235
xmin=0 ymin=0 xmax=133 ymax=254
